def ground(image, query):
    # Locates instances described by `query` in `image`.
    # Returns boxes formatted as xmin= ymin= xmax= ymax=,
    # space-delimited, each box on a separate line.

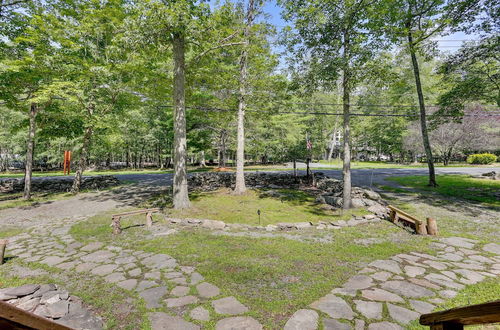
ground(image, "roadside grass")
xmin=388 ymin=175 xmax=500 ymax=208
xmin=69 ymin=215 xmax=433 ymax=328
xmin=0 ymin=261 xmax=147 ymax=329
xmin=407 ymin=277 xmax=500 ymax=330
xmin=318 ymin=160 xmax=499 ymax=169
xmin=0 ymin=191 xmax=73 ymax=210
xmin=158 ymin=188 xmax=369 ymax=225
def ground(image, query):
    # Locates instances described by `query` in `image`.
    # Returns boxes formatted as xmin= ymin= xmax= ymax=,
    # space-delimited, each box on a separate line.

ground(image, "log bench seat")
xmin=388 ymin=205 xmax=438 ymax=235
xmin=111 ymin=208 xmax=160 ymax=234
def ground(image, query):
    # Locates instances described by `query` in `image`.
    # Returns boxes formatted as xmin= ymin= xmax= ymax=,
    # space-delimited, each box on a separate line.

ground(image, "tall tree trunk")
xmin=200 ymin=150 xmax=206 ymax=167
xmin=327 ymin=121 xmax=338 ymax=161
xmin=342 ymin=30 xmax=352 ymax=209
xmin=23 ymin=103 xmax=38 ymax=200
xmin=172 ymin=32 xmax=190 ymax=208
xmin=235 ymin=0 xmax=255 ymax=194
xmin=71 ymin=126 xmax=92 ymax=193
xmin=408 ymin=31 xmax=437 ymax=187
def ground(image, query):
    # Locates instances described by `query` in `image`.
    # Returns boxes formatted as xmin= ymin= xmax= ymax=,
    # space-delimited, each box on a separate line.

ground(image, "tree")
xmin=279 ymin=0 xmax=385 ymax=209
xmin=382 ymin=0 xmax=481 ymax=186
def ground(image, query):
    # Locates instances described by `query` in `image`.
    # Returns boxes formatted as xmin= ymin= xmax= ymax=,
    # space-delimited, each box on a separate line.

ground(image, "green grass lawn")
xmin=0 ymin=191 xmax=74 ymax=210
xmin=388 ymin=175 xmax=500 ymax=208
xmin=163 ymin=188 xmax=369 ymax=225
xmin=318 ymin=160 xmax=500 ymax=169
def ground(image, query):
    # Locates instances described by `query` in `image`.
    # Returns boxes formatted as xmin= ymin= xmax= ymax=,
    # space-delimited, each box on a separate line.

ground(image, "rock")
xmin=309 ymin=294 xmax=354 ymax=320
xmin=128 ymin=268 xmax=141 ymax=277
xmin=81 ymin=250 xmax=115 ymax=263
xmin=145 ymin=272 xmax=161 ymax=280
xmin=56 ymin=308 xmax=103 ymax=330
xmin=354 ymin=319 xmax=365 ymax=330
xmin=424 ymin=274 xmax=464 ymax=290
xmin=368 ymin=321 xmax=403 ymax=330
xmin=440 ymin=290 xmax=457 ymax=298
xmin=17 ymin=298 xmax=40 ymax=312
xmin=404 ymin=266 xmax=426 ymax=277
xmin=196 ymin=282 xmax=220 ymax=298
xmin=46 ymin=300 xmax=69 ymax=318
xmin=351 ymin=198 xmax=365 ymax=208
xmin=202 ymin=219 xmax=226 ymax=230
xmin=361 ymin=289 xmax=404 ymax=303
xmin=438 ymin=253 xmax=463 ymax=262
xmin=216 ymin=316 xmax=262 ymax=330
xmin=331 ymin=288 xmax=357 ymax=297
xmin=136 ymin=280 xmax=157 ymax=291
xmin=410 ymin=300 xmax=435 ymax=314
xmin=284 ymin=309 xmax=318 ymax=330
xmin=323 ymin=318 xmax=351 ymax=330
xmin=104 ymin=273 xmax=126 ymax=283
xmin=41 ymin=256 xmax=67 ymax=266
xmin=5 ymin=284 xmax=40 ymax=297
xmin=454 ymin=269 xmax=485 ymax=283
xmin=387 ymin=303 xmax=420 ymax=324
xmin=171 ymin=277 xmax=187 ymax=285
xmin=190 ymin=306 xmax=210 ymax=321
xmin=423 ymin=260 xmax=448 ymax=270
xmin=149 ymin=312 xmax=200 ymax=330
xmin=343 ymin=275 xmax=373 ymax=290
xmin=75 ymin=262 xmax=98 ymax=273
xmin=483 ymin=243 xmax=500 ymax=255
xmin=117 ymin=279 xmax=137 ymax=291
xmin=191 ymin=272 xmax=204 ymax=284
xmin=368 ymin=260 xmax=402 ymax=274
xmin=212 ymin=296 xmax=249 ymax=315
xmin=171 ymin=286 xmax=190 ymax=297
xmin=139 ymin=286 xmax=167 ymax=309
xmin=142 ymin=254 xmax=177 ymax=270
xmin=441 ymin=237 xmax=476 ymax=249
xmin=408 ymin=278 xmax=441 ymax=290
xmin=381 ymin=280 xmax=434 ymax=298
xmin=354 ymin=300 xmax=382 ymax=319
xmin=371 ymin=271 xmax=392 ymax=282
xmin=165 ymin=295 xmax=198 ymax=308
xmin=80 ymin=242 xmax=103 ymax=252
xmin=91 ymin=264 xmax=118 ymax=276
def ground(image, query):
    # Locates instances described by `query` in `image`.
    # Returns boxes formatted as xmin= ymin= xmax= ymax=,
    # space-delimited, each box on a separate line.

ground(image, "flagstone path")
xmin=3 ymin=214 xmax=500 ymax=329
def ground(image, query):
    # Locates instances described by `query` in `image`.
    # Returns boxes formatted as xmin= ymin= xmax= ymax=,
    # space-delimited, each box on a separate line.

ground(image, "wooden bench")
xmin=388 ymin=205 xmax=438 ymax=235
xmin=0 ymin=239 xmax=7 ymax=265
xmin=0 ymin=300 xmax=72 ymax=330
xmin=111 ymin=208 xmax=160 ymax=234
xmin=420 ymin=300 xmax=500 ymax=329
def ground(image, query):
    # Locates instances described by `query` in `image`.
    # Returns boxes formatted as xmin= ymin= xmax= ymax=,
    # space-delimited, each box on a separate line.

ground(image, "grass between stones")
xmin=69 ymin=212 xmax=434 ymax=328
xmin=388 ymin=175 xmax=500 ymax=208
xmin=162 ymin=188 xmax=369 ymax=225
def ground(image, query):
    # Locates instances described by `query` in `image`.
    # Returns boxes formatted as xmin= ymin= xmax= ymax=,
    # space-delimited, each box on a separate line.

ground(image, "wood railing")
xmin=388 ymin=205 xmax=438 ymax=235
xmin=0 ymin=300 xmax=72 ymax=330
xmin=111 ymin=208 xmax=160 ymax=234
xmin=419 ymin=300 xmax=500 ymax=329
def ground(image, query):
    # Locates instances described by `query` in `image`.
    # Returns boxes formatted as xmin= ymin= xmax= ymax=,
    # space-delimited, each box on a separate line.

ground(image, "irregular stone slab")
xmin=423 ymin=260 xmax=448 ymax=270
xmin=142 ymin=254 xmax=177 ymax=270
xmin=80 ymin=242 xmax=103 ymax=252
xmin=136 ymin=280 xmax=157 ymax=291
xmin=17 ymin=297 xmax=40 ymax=312
xmin=387 ymin=303 xmax=419 ymax=324
xmin=368 ymin=321 xmax=403 ymax=330
xmin=408 ymin=278 xmax=441 ymax=290
xmin=81 ymin=250 xmax=115 ymax=263
xmin=91 ymin=264 xmax=118 ymax=276
xmin=438 ymin=253 xmax=462 ymax=262
xmin=440 ymin=290 xmax=457 ymax=298
xmin=331 ymin=288 xmax=356 ymax=297
xmin=454 ymin=269 xmax=484 ymax=284
xmin=371 ymin=271 xmax=392 ymax=282
xmin=354 ymin=300 xmax=382 ymax=319
xmin=354 ymin=319 xmax=365 ymax=330
xmin=323 ymin=318 xmax=351 ymax=330
xmin=145 ymin=272 xmax=161 ymax=280
xmin=41 ymin=256 xmax=67 ymax=267
xmin=309 ymin=294 xmax=354 ymax=320
xmin=368 ymin=260 xmax=402 ymax=274
xmin=441 ymin=237 xmax=476 ymax=249
xmin=410 ymin=300 xmax=435 ymax=314
xmin=469 ymin=255 xmax=494 ymax=263
xmin=411 ymin=252 xmax=438 ymax=260
xmin=441 ymin=271 xmax=457 ymax=280
xmin=451 ymin=262 xmax=485 ymax=271
xmin=196 ymin=282 xmax=220 ymax=298
xmin=361 ymin=289 xmax=404 ymax=303
xmin=171 ymin=286 xmax=190 ymax=297
xmin=139 ymin=286 xmax=167 ymax=309
xmin=404 ymin=266 xmax=426 ymax=277
xmin=5 ymin=284 xmax=40 ymax=297
xmin=284 ymin=309 xmax=318 ymax=330
xmin=32 ymin=284 xmax=56 ymax=298
xmin=202 ymin=219 xmax=226 ymax=230
xmin=212 ymin=296 xmax=249 ymax=315
xmin=116 ymin=279 xmax=137 ymax=291
xmin=149 ymin=312 xmax=200 ymax=330
xmin=170 ymin=277 xmax=187 ymax=285
xmin=191 ymin=272 xmax=204 ymax=284
xmin=424 ymin=274 xmax=464 ymax=290
xmin=114 ymin=256 xmax=136 ymax=264
xmin=483 ymin=243 xmax=500 ymax=255
xmin=75 ymin=262 xmax=97 ymax=273
xmin=216 ymin=316 xmax=262 ymax=330
xmin=381 ymin=280 xmax=434 ymax=298
xmin=165 ymin=295 xmax=198 ymax=308
xmin=104 ymin=273 xmax=125 ymax=283
xmin=343 ymin=275 xmax=373 ymax=290
xmin=46 ymin=300 xmax=69 ymax=319
xmin=56 ymin=261 xmax=78 ymax=270
xmin=128 ymin=268 xmax=141 ymax=277
xmin=190 ymin=306 xmax=210 ymax=321
xmin=181 ymin=266 xmax=195 ymax=274
xmin=165 ymin=271 xmax=183 ymax=279
xmin=396 ymin=254 xmax=420 ymax=262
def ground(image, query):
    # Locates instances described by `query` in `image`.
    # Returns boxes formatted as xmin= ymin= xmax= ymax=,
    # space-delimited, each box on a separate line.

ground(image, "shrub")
xmin=466 ymin=153 xmax=497 ymax=165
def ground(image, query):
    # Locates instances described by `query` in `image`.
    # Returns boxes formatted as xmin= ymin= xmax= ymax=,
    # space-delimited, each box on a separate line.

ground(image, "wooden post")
xmin=427 ymin=217 xmax=438 ymax=236
xmin=146 ymin=212 xmax=153 ymax=228
xmin=0 ymin=239 xmax=7 ymax=265
xmin=112 ymin=216 xmax=122 ymax=235
xmin=416 ymin=221 xmax=428 ymax=235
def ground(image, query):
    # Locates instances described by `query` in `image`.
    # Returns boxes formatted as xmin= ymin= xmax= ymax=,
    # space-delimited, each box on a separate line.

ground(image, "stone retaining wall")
xmin=0 ymin=175 xmax=120 ymax=193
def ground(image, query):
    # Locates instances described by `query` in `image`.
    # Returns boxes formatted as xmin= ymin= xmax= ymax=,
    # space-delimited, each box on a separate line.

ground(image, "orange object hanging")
xmin=63 ymin=151 xmax=72 ymax=175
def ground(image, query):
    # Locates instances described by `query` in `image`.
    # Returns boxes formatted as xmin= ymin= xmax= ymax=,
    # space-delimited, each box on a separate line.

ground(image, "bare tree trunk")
xmin=327 ymin=121 xmax=338 ymax=161
xmin=172 ymin=32 xmax=190 ymax=208
xmin=23 ymin=103 xmax=37 ymax=200
xmin=342 ymin=30 xmax=352 ymax=210
xmin=408 ymin=31 xmax=437 ymax=187
xmin=71 ymin=126 xmax=92 ymax=193
xmin=235 ymin=0 xmax=255 ymax=194
xmin=200 ymin=150 xmax=206 ymax=167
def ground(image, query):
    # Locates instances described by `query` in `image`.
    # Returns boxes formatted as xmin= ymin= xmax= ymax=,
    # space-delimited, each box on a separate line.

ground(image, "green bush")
xmin=466 ymin=153 xmax=497 ymax=165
